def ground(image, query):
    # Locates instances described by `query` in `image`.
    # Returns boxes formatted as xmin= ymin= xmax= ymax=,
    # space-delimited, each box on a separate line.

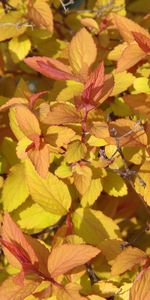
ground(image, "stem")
xmin=81 ymin=108 xmax=88 ymax=143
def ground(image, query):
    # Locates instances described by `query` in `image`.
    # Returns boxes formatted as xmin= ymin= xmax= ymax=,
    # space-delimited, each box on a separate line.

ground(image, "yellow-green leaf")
xmin=65 ymin=141 xmax=87 ymax=163
xmin=25 ymin=159 xmax=71 ymax=215
xmin=72 ymin=208 xmax=120 ymax=247
xmin=9 ymin=35 xmax=31 ymax=63
xmin=81 ymin=178 xmax=103 ymax=207
xmin=111 ymin=71 xmax=135 ymax=96
xmin=13 ymin=198 xmax=60 ymax=233
xmin=102 ymin=171 xmax=128 ymax=197
xmin=1 ymin=163 xmax=29 ymax=212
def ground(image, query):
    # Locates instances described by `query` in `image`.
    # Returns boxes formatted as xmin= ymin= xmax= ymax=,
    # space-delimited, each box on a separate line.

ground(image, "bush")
xmin=0 ymin=0 xmax=150 ymax=299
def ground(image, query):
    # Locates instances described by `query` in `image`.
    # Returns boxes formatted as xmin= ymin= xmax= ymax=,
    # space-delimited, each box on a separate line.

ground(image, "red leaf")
xmin=132 ymin=32 xmax=150 ymax=53
xmin=24 ymin=56 xmax=75 ymax=81
xmin=82 ymin=62 xmax=105 ymax=102
xmin=1 ymin=213 xmax=38 ymax=270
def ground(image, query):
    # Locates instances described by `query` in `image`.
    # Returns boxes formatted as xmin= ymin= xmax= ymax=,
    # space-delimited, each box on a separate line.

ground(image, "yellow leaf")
xmin=13 ymin=198 xmax=60 ymax=233
xmin=133 ymin=77 xmax=150 ymax=94
xmin=81 ymin=178 xmax=103 ymax=207
xmin=73 ymin=165 xmax=92 ymax=195
xmin=9 ymin=35 xmax=31 ymax=63
xmin=0 ymin=11 xmax=26 ymax=42
xmin=28 ymin=0 xmax=53 ymax=32
xmin=111 ymin=246 xmax=147 ymax=276
xmin=80 ymin=18 xmax=99 ymax=34
xmin=69 ymin=28 xmax=97 ymax=75
xmin=1 ymin=163 xmax=29 ymax=212
xmin=72 ymin=208 xmax=120 ymax=247
xmin=102 ymin=170 xmax=128 ymax=197
xmin=9 ymin=108 xmax=26 ymax=141
xmin=111 ymin=71 xmax=135 ymax=96
xmin=57 ymin=80 xmax=84 ymax=102
xmin=55 ymin=164 xmax=73 ymax=179
xmin=25 ymin=159 xmax=71 ymax=215
xmin=92 ymin=281 xmax=119 ymax=298
xmin=65 ymin=141 xmax=87 ymax=163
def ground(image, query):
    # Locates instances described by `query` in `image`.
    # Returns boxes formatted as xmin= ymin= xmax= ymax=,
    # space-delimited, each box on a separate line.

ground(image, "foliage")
xmin=0 ymin=0 xmax=150 ymax=299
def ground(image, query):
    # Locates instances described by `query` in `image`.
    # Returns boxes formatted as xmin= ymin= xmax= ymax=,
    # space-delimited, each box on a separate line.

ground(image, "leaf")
xmin=25 ymin=159 xmax=71 ymax=215
xmin=129 ymin=267 xmax=150 ymax=300
xmin=40 ymin=103 xmax=81 ymax=125
xmin=0 ymin=11 xmax=26 ymax=42
xmin=13 ymin=198 xmax=60 ymax=233
xmin=56 ymin=80 xmax=84 ymax=102
xmin=28 ymin=144 xmax=50 ymax=178
xmin=111 ymin=13 xmax=150 ymax=43
xmin=0 ymin=98 xmax=27 ymax=112
xmin=102 ymin=171 xmax=128 ymax=197
xmin=9 ymin=35 xmax=31 ymax=63
xmin=133 ymin=77 xmax=150 ymax=94
xmin=1 ymin=163 xmax=29 ymax=212
xmin=54 ymin=283 xmax=86 ymax=300
xmin=28 ymin=0 xmax=53 ymax=32
xmin=72 ymin=208 xmax=120 ymax=247
xmin=46 ymin=126 xmax=75 ymax=147
xmin=73 ymin=165 xmax=92 ymax=195
xmin=24 ymin=56 xmax=74 ymax=81
xmin=1 ymin=213 xmax=38 ymax=270
xmin=111 ymin=71 xmax=135 ymax=96
xmin=132 ymin=32 xmax=150 ymax=53
xmin=68 ymin=28 xmax=97 ymax=76
xmin=55 ymin=164 xmax=73 ymax=179
xmin=48 ymin=243 xmax=100 ymax=278
xmin=76 ymin=62 xmax=105 ymax=110
xmin=15 ymin=106 xmax=41 ymax=139
xmin=81 ymin=178 xmax=103 ymax=207
xmin=124 ymin=93 xmax=150 ymax=119
xmin=111 ymin=246 xmax=147 ymax=276
xmin=116 ymin=43 xmax=146 ymax=72
xmin=0 ymin=276 xmax=40 ymax=300
xmin=80 ymin=18 xmax=99 ymax=33
xmin=65 ymin=141 xmax=87 ymax=163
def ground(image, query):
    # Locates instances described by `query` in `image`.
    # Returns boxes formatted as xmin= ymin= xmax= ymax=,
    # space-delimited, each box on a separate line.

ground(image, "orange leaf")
xmin=28 ymin=144 xmax=50 ymax=178
xmin=54 ymin=283 xmax=86 ymax=300
xmin=0 ymin=98 xmax=27 ymax=112
xmin=48 ymin=244 xmax=100 ymax=278
xmin=116 ymin=43 xmax=146 ymax=72
xmin=0 ymin=276 xmax=40 ymax=300
xmin=41 ymin=103 xmax=82 ymax=125
xmin=130 ymin=267 xmax=150 ymax=300
xmin=111 ymin=246 xmax=147 ymax=276
xmin=111 ymin=13 xmax=150 ymax=43
xmin=15 ymin=105 xmax=41 ymax=140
